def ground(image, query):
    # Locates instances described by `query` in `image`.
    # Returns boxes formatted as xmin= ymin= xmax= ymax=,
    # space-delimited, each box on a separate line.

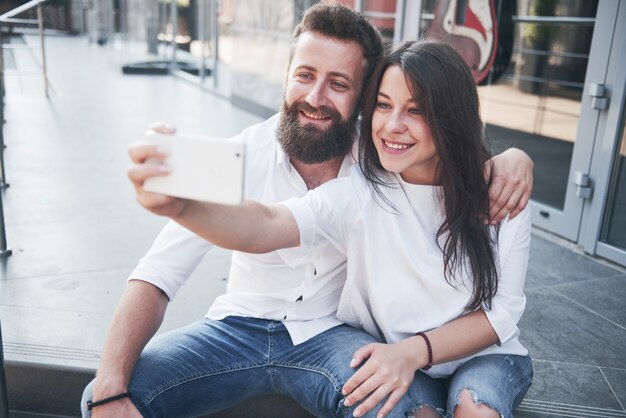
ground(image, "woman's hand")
xmin=342 ymin=337 xmax=426 ymax=418
xmin=127 ymin=123 xmax=188 ymax=218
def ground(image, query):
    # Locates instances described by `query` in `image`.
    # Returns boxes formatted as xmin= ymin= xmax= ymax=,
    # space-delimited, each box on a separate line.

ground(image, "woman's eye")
xmin=408 ymin=108 xmax=421 ymax=115
xmin=376 ymin=102 xmax=390 ymax=110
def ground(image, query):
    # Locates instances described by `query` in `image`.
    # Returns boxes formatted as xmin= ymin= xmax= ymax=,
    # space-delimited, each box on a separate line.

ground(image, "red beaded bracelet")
xmin=415 ymin=332 xmax=433 ymax=370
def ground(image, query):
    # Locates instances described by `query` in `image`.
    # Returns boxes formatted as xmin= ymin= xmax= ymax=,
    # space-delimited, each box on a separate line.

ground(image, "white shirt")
xmin=130 ymin=114 xmax=355 ymax=345
xmin=283 ymin=166 xmax=531 ymax=377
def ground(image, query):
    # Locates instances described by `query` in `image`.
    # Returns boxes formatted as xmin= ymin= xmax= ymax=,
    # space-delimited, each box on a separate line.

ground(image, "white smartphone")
xmin=143 ymin=133 xmax=245 ymax=205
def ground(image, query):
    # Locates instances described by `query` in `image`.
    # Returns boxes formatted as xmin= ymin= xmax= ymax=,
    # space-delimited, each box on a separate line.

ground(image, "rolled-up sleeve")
xmin=278 ymin=177 xmax=358 ymax=267
xmin=282 ymin=197 xmax=317 ymax=252
xmin=129 ymin=220 xmax=214 ymax=300
xmin=484 ymin=206 xmax=531 ymax=344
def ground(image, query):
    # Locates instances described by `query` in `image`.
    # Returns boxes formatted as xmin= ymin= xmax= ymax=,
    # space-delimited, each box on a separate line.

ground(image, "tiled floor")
xmin=1 ymin=34 xmax=625 ymax=418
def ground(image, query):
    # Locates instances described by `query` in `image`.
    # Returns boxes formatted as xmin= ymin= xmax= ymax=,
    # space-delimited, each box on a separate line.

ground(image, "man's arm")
xmin=91 ymin=280 xmax=168 ymax=417
xmin=487 ymin=148 xmax=534 ymax=223
xmin=128 ymin=142 xmax=300 ymax=253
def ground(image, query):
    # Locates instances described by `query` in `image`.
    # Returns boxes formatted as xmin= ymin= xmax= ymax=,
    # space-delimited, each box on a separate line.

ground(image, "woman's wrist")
xmin=402 ymin=335 xmax=431 ymax=371
xmin=415 ymin=332 xmax=433 ymax=370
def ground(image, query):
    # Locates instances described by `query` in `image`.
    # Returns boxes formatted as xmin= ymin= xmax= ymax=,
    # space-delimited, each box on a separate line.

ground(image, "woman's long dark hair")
xmin=359 ymin=39 xmax=498 ymax=311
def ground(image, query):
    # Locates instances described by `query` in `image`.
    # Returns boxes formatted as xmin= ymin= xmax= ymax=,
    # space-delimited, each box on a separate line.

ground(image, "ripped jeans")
xmin=407 ymin=354 xmax=533 ymax=418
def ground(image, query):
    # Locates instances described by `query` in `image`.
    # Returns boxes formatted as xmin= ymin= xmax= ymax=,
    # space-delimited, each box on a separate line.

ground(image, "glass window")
xmin=420 ymin=0 xmax=598 ymax=209
xmin=602 ymin=113 xmax=626 ymax=250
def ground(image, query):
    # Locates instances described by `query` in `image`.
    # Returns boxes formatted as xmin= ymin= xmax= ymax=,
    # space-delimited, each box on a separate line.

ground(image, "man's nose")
xmin=305 ymin=82 xmax=327 ymax=109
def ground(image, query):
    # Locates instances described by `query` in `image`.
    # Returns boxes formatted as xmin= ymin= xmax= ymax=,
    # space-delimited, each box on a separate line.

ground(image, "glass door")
xmin=597 ymin=118 xmax=626 ymax=264
xmin=578 ymin=0 xmax=626 ymax=266
xmin=416 ymin=0 xmax=621 ymax=242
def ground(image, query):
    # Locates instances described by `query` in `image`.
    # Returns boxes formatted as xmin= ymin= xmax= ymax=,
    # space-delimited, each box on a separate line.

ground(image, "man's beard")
xmin=277 ymin=100 xmax=357 ymax=164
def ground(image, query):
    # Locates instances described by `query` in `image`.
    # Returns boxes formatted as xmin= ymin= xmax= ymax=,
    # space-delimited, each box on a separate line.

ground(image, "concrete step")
xmin=5 ymin=358 xmax=315 ymax=418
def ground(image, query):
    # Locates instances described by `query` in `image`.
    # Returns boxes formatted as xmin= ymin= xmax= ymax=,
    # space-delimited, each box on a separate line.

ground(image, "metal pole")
xmin=0 ymin=26 xmax=7 ymax=189
xmin=170 ymin=0 xmax=177 ymax=68
xmin=37 ymin=2 xmax=49 ymax=97
xmin=0 ymin=30 xmax=5 ymax=100
xmin=0 ymin=30 xmax=5 ymax=188
xmin=211 ymin=0 xmax=218 ymax=89
xmin=198 ymin=0 xmax=206 ymax=82
xmin=0 ymin=124 xmax=7 ymax=188
xmin=0 ymin=188 xmax=11 ymax=258
xmin=0 ymin=321 xmax=9 ymax=418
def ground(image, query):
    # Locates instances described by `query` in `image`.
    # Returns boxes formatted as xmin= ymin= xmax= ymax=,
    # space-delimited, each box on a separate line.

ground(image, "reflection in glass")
xmin=421 ymin=0 xmax=598 ymax=209
xmin=363 ymin=0 xmax=396 ymax=45
xmin=602 ymin=119 xmax=626 ymax=250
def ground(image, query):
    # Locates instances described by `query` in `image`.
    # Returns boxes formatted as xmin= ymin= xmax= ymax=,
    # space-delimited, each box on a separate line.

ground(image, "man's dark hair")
xmin=290 ymin=3 xmax=383 ymax=96
xmin=359 ymin=39 xmax=499 ymax=311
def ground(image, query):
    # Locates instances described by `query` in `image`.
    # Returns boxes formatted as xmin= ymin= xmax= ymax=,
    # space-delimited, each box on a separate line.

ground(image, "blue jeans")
xmin=81 ymin=316 xmax=415 ymax=418
xmin=407 ymin=354 xmax=533 ymax=418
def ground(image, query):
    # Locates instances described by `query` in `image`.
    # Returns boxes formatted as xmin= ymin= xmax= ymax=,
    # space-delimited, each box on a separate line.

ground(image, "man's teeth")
xmin=384 ymin=140 xmax=411 ymax=150
xmin=303 ymin=111 xmax=328 ymax=120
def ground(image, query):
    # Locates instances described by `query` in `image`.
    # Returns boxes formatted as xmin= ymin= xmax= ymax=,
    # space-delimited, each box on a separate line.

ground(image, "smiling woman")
xmin=371 ymin=65 xmax=439 ymax=185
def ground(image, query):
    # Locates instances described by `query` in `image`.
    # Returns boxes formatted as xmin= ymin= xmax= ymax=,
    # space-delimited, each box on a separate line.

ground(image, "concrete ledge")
xmin=6 ymin=361 xmax=315 ymax=418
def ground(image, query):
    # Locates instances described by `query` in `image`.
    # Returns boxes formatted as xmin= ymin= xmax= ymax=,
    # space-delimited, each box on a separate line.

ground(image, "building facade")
xmin=88 ymin=0 xmax=626 ymax=267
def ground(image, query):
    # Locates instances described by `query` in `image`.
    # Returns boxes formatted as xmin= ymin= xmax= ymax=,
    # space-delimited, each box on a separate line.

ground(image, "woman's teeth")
xmin=384 ymin=140 xmax=411 ymax=150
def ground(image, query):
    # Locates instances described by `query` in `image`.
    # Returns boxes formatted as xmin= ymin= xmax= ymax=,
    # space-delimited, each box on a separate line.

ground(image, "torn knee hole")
xmin=410 ymin=404 xmax=440 ymax=418
xmin=453 ymin=389 xmax=500 ymax=418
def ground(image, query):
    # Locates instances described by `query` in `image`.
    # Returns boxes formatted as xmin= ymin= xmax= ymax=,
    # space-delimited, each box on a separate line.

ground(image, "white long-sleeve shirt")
xmin=129 ymin=114 xmax=355 ymax=345
xmin=283 ymin=166 xmax=531 ymax=377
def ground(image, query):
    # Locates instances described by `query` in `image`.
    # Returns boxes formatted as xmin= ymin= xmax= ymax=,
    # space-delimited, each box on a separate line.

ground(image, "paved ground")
xmin=0 ymin=34 xmax=625 ymax=418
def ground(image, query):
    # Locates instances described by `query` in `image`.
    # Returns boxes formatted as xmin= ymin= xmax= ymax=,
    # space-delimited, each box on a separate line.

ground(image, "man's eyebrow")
xmin=294 ymin=65 xmax=354 ymax=86
xmin=328 ymin=71 xmax=355 ymax=86
xmin=294 ymin=64 xmax=317 ymax=73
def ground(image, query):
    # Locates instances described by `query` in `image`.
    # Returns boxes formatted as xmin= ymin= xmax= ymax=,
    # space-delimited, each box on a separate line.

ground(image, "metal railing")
xmin=0 ymin=3 xmax=51 ymax=410
xmin=0 ymin=0 xmax=50 ymax=97
xmin=0 ymin=0 xmax=51 ymax=265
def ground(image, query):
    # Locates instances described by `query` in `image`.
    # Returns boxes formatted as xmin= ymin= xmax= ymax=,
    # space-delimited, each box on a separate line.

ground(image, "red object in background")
xmin=430 ymin=0 xmax=499 ymax=83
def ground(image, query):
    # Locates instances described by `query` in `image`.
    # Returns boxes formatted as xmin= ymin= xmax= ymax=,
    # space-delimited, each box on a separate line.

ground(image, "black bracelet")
xmin=415 ymin=332 xmax=433 ymax=370
xmin=86 ymin=392 xmax=132 ymax=410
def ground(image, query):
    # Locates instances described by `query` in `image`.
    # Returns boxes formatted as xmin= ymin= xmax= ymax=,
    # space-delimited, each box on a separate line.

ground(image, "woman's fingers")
xmin=343 ymin=344 xmax=378 ymax=395
xmin=374 ymin=389 xmax=407 ymax=418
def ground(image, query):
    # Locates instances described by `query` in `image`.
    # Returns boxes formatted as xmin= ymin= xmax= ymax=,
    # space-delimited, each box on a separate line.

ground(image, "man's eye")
xmin=331 ymin=81 xmax=347 ymax=90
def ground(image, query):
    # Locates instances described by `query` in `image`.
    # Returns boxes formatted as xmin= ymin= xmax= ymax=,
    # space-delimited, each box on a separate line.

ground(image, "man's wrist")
xmin=93 ymin=375 xmax=129 ymax=399
xmin=87 ymin=392 xmax=132 ymax=411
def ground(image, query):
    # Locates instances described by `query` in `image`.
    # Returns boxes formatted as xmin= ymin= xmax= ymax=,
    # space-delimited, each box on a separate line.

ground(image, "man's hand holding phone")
xmin=128 ymin=141 xmax=187 ymax=218
xmin=128 ymin=123 xmax=245 ymax=219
